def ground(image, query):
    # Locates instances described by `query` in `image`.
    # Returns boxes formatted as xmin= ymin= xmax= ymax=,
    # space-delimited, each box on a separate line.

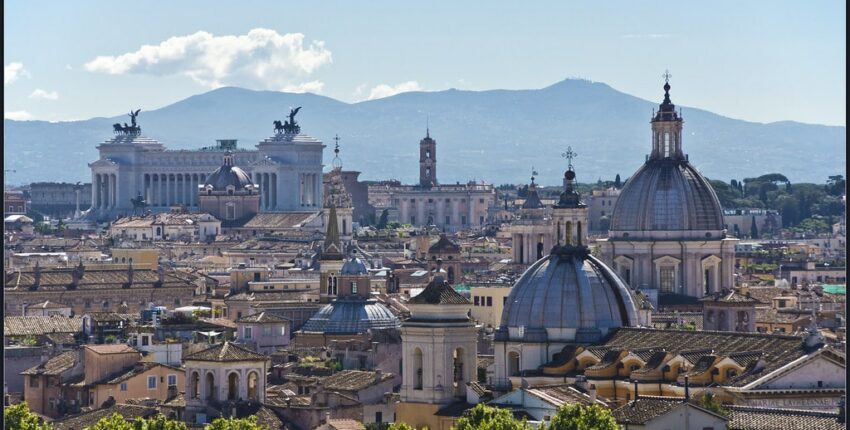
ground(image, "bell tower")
xmin=419 ymin=127 xmax=437 ymax=187
xmin=552 ymin=146 xmax=588 ymax=246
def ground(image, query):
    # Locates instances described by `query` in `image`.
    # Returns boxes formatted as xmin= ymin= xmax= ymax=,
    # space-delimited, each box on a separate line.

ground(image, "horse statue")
xmin=273 ymin=120 xmax=285 ymax=134
xmin=113 ymin=123 xmax=123 ymax=134
xmin=130 ymin=191 xmax=148 ymax=215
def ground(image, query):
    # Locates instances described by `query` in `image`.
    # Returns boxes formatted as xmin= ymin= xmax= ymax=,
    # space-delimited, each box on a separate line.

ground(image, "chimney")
xmin=684 ymin=376 xmax=690 ymax=402
xmin=589 ymin=384 xmax=597 ymax=403
xmin=634 ymin=380 xmax=639 ymax=401
xmin=127 ymin=262 xmax=134 ymax=285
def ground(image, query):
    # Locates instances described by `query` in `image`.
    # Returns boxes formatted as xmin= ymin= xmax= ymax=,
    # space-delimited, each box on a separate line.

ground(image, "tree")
xmin=377 ymin=209 xmax=389 ymax=229
xmin=697 ymin=392 xmax=729 ymax=417
xmin=205 ymin=416 xmax=267 ymax=430
xmin=386 ymin=424 xmax=418 ymax=430
xmin=614 ymin=174 xmax=621 ymax=189
xmin=545 ymin=403 xmax=618 ymax=430
xmin=750 ymin=215 xmax=759 ymax=239
xmin=453 ymin=403 xmax=533 ymax=430
xmin=4 ymin=402 xmax=53 ymax=430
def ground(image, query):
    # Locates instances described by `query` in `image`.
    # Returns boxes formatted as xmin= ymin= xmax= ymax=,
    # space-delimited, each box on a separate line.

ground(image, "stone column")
xmin=271 ymin=173 xmax=277 ymax=210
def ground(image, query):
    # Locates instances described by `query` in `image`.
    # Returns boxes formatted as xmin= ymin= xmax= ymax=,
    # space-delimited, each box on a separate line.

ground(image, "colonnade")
xmin=253 ymin=172 xmax=278 ymax=210
xmin=142 ymin=173 xmax=207 ymax=208
xmin=93 ymin=173 xmax=118 ymax=209
xmin=299 ymin=172 xmax=320 ymax=208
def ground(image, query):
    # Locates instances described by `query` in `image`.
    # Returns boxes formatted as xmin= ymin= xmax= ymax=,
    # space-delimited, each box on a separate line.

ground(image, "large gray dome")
xmin=204 ymin=164 xmax=254 ymax=191
xmin=497 ymin=246 xmax=639 ymax=343
xmin=610 ymin=159 xmax=724 ymax=232
xmin=299 ymin=298 xmax=400 ymax=334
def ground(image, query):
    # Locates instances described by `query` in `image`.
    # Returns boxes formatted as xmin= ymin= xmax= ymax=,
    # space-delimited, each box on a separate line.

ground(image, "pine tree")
xmin=750 ymin=215 xmax=759 ymax=239
xmin=614 ymin=174 xmax=621 ymax=189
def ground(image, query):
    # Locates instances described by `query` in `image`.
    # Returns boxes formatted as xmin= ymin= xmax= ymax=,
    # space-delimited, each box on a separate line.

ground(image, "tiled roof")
xmin=632 ymin=350 xmax=668 ymax=374
xmin=587 ymin=349 xmax=623 ymax=370
xmin=52 ymin=404 xmax=160 ymax=430
xmin=611 ymin=396 xmax=725 ymax=425
xmin=602 ymin=328 xmax=808 ymax=387
xmin=184 ymin=341 xmax=268 ymax=362
xmin=4 ymin=315 xmax=83 ymax=336
xmin=32 ymin=300 xmax=70 ymax=309
xmin=199 ymin=317 xmax=238 ymax=329
xmin=326 ymin=418 xmax=366 ymax=430
xmin=679 ymin=348 xmax=715 ymax=365
xmin=242 ymin=212 xmax=317 ymax=229
xmin=727 ymin=405 xmax=844 ymax=430
xmin=699 ymin=290 xmax=759 ymax=303
xmin=428 ymin=234 xmax=460 ymax=253
xmin=4 ymin=266 xmax=197 ymax=291
xmin=322 ymin=370 xmax=394 ymax=392
xmin=21 ymin=350 xmax=79 ymax=376
xmin=584 ymin=346 xmax=612 ymax=359
xmin=408 ymin=277 xmax=469 ymax=305
xmin=102 ymin=362 xmax=182 ymax=385
xmin=85 ymin=344 xmax=138 ymax=355
xmin=237 ymin=311 xmax=290 ymax=324
xmin=525 ymin=384 xmax=599 ymax=407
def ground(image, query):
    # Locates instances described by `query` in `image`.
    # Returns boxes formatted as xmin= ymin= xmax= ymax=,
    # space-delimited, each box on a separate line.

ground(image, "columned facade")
xmin=88 ymin=133 xmax=324 ymax=219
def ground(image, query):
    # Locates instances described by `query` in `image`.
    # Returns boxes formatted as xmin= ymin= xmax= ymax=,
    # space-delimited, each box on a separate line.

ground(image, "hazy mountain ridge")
xmin=4 ymin=79 xmax=845 ymax=186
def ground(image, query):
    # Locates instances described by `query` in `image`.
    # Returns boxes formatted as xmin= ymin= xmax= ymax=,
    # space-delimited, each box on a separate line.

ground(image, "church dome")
xmin=497 ymin=245 xmax=639 ymax=343
xmin=204 ymin=152 xmax=254 ymax=191
xmin=341 ymin=256 xmax=368 ymax=275
xmin=299 ymin=298 xmax=401 ymax=335
xmin=609 ymin=159 xmax=724 ymax=232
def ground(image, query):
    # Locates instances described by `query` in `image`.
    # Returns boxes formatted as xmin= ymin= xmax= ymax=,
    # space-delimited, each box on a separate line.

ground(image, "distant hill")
xmin=4 ymin=79 xmax=845 ymax=186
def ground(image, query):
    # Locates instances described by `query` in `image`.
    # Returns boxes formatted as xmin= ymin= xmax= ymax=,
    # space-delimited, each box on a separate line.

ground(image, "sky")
xmin=4 ymin=1 xmax=846 ymax=125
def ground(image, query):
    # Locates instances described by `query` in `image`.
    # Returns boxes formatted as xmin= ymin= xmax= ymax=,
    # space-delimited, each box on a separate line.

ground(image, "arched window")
xmin=664 ymin=132 xmax=671 ymax=157
xmin=413 ymin=348 xmax=423 ymax=390
xmin=447 ymin=266 xmax=455 ymax=284
xmin=508 ymin=351 xmax=520 ymax=377
xmin=190 ymin=372 xmax=200 ymax=399
xmin=205 ymin=372 xmax=216 ymax=401
xmin=228 ymin=372 xmax=239 ymax=401
xmin=576 ymin=222 xmax=583 ymax=245
xmin=247 ymin=371 xmax=259 ymax=401
xmin=565 ymin=221 xmax=573 ymax=245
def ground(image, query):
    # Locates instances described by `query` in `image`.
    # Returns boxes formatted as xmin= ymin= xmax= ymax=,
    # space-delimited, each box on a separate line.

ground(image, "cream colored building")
xmin=470 ymin=284 xmax=512 ymax=329
xmin=397 ymin=276 xmax=476 ymax=430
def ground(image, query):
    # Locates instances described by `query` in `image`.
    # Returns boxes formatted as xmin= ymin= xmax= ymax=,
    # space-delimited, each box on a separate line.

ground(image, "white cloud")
xmin=366 ymin=81 xmax=422 ymax=100
xmin=353 ymin=83 xmax=367 ymax=97
xmin=5 ymin=62 xmax=30 ymax=85
xmin=83 ymin=28 xmax=332 ymax=92
xmin=29 ymin=89 xmax=60 ymax=100
xmin=282 ymin=80 xmax=324 ymax=93
xmin=5 ymin=110 xmax=33 ymax=120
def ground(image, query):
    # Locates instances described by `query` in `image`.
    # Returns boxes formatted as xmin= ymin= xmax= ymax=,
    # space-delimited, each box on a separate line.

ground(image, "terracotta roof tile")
xmin=21 ymin=351 xmax=79 ymax=376
xmin=727 ymin=405 xmax=844 ymax=430
xmin=4 ymin=315 xmax=83 ymax=337
xmin=52 ymin=404 xmax=160 ymax=430
xmin=408 ymin=278 xmax=469 ymax=305
xmin=85 ymin=344 xmax=138 ymax=355
xmin=185 ymin=341 xmax=268 ymax=362
xmin=322 ymin=370 xmax=394 ymax=392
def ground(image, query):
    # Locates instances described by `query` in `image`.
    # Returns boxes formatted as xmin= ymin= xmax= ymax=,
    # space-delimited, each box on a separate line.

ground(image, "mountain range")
xmin=4 ymin=79 xmax=845 ymax=186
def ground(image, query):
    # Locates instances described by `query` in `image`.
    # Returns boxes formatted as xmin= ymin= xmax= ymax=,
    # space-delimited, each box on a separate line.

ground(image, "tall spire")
xmin=650 ymin=70 xmax=685 ymax=160
xmin=323 ymin=205 xmax=343 ymax=258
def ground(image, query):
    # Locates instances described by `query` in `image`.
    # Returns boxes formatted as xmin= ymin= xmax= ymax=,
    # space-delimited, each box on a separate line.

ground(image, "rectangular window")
xmin=659 ymin=267 xmax=675 ymax=293
xmin=280 ymin=326 xmax=286 ymax=336
xmin=487 ymin=297 xmax=493 ymax=307
xmin=446 ymin=215 xmax=451 ymax=225
xmin=148 ymin=376 xmax=157 ymax=389
xmin=29 ymin=376 xmax=39 ymax=388
xmin=410 ymin=216 xmax=416 ymax=224
xmin=479 ymin=198 xmax=484 ymax=204
xmin=168 ymin=375 xmax=177 ymax=387
xmin=474 ymin=296 xmax=480 ymax=306
xmin=263 ymin=326 xmax=272 ymax=336
xmin=376 ymin=412 xmax=383 ymax=424
xmin=461 ymin=216 xmax=467 ymax=225
xmin=351 ymin=281 xmax=358 ymax=294
xmin=480 ymin=216 xmax=484 ymax=225
xmin=120 ymin=382 xmax=128 ymax=391
xmin=244 ymin=327 xmax=253 ymax=339
xmin=142 ymin=336 xmax=149 ymax=346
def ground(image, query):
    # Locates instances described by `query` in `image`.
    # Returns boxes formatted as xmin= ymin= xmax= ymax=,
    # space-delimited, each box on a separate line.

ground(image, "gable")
xmin=751 ymin=353 xmax=845 ymax=390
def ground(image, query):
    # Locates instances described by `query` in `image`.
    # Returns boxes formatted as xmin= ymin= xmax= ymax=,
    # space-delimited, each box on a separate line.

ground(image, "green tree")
xmin=545 ymin=404 xmax=618 ymax=430
xmin=386 ymin=423 xmax=418 ymax=430
xmin=377 ymin=209 xmax=389 ymax=229
xmin=136 ymin=414 xmax=188 ymax=430
xmin=614 ymin=174 xmax=621 ymax=189
xmin=205 ymin=416 xmax=267 ymax=430
xmin=697 ymin=392 xmax=729 ymax=417
xmin=4 ymin=402 xmax=53 ymax=430
xmin=749 ymin=215 xmax=759 ymax=238
xmin=453 ymin=403 xmax=533 ymax=430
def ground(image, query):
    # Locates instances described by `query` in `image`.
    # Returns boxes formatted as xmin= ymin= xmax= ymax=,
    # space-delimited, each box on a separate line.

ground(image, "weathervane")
xmin=561 ymin=146 xmax=577 ymax=171
xmin=530 ymin=166 xmax=538 ymax=185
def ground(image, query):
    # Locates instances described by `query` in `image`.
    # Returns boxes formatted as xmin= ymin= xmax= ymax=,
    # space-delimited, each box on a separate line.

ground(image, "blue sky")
xmin=4 ymin=1 xmax=846 ymax=125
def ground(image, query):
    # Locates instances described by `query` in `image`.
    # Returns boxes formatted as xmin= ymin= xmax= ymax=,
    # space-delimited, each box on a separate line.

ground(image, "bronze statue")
xmin=273 ymin=120 xmax=285 ymax=134
xmin=129 ymin=109 xmax=140 ymax=127
xmin=273 ymin=106 xmax=303 ymax=136
xmin=288 ymin=106 xmax=301 ymax=125
xmin=130 ymin=191 xmax=148 ymax=215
